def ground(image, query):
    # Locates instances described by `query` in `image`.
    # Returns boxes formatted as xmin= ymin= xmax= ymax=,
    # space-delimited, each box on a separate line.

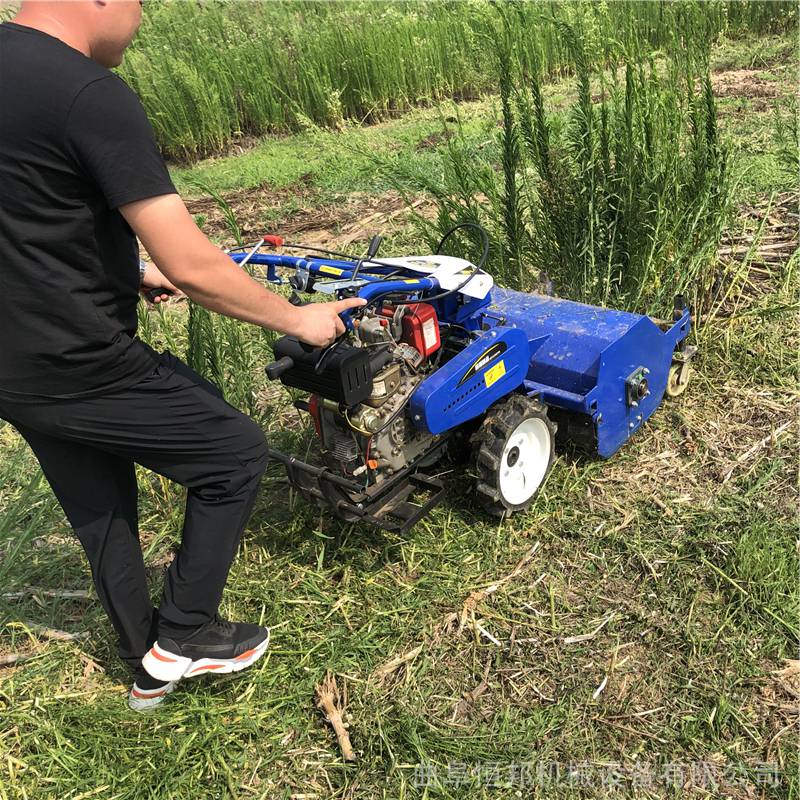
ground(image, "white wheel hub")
xmin=498 ymin=417 xmax=551 ymax=506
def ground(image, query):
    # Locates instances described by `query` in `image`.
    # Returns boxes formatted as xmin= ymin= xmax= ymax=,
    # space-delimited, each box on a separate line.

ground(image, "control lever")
xmin=239 ymin=238 xmax=265 ymax=269
xmin=348 ymin=235 xmax=382 ymax=290
xmin=314 ymin=336 xmax=345 ymax=375
xmin=366 ymin=235 xmax=382 ymax=261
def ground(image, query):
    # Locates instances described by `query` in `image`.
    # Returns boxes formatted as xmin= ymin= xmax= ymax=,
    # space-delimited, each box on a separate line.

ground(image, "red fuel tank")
xmin=400 ymin=303 xmax=440 ymax=358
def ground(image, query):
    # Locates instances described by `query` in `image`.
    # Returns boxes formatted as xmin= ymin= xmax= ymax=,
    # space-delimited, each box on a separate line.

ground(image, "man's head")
xmin=16 ymin=0 xmax=143 ymax=68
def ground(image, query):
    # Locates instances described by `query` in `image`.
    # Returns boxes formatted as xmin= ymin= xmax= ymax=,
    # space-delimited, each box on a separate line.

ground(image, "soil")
xmin=711 ymin=68 xmax=782 ymax=99
xmin=185 ymin=188 xmax=437 ymax=253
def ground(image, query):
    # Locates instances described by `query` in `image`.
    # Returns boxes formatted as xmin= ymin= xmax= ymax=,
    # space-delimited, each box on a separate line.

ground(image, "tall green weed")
xmin=116 ymin=0 xmax=797 ymax=161
xmin=383 ymin=21 xmax=735 ymax=320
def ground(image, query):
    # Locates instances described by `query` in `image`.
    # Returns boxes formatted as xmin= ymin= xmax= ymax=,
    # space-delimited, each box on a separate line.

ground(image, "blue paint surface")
xmin=232 ymin=250 xmax=691 ymax=458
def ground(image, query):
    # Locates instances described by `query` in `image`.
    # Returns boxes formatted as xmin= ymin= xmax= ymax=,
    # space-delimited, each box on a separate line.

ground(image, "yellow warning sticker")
xmin=319 ymin=266 xmax=344 ymax=276
xmin=484 ymin=360 xmax=506 ymax=388
xmin=403 ymin=279 xmax=421 ymax=284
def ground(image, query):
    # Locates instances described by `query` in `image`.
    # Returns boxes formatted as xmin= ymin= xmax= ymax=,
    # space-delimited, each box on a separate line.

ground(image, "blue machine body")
xmin=475 ymin=288 xmax=689 ymax=457
xmin=409 ymin=326 xmax=532 ymax=435
xmin=408 ymin=286 xmax=690 ymax=458
xmin=230 ymin=249 xmax=690 ymax=458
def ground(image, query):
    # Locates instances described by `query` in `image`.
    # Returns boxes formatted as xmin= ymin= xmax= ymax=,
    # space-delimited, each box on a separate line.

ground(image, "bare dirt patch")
xmin=415 ymin=130 xmax=455 ymax=151
xmin=186 ymin=187 xmax=437 ymax=252
xmin=276 ymin=192 xmax=437 ymax=250
xmin=183 ymin=175 xmax=317 ymax=242
xmin=711 ymin=67 xmax=786 ymax=113
xmin=185 ymin=173 xmax=314 ymax=216
xmin=711 ymin=69 xmax=782 ymax=99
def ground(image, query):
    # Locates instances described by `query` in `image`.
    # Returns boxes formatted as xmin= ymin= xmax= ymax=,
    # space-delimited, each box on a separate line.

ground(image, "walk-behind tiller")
xmin=228 ymin=224 xmax=695 ymax=532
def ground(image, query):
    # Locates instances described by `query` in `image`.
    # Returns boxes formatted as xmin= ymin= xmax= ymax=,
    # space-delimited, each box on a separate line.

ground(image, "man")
xmin=0 ymin=0 xmax=364 ymax=712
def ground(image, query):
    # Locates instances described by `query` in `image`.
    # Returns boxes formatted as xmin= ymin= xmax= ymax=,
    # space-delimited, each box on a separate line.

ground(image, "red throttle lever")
xmin=263 ymin=235 xmax=284 ymax=248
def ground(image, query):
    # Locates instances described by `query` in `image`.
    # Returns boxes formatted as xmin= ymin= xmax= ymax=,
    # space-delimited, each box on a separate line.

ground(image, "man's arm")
xmin=120 ymin=193 xmax=364 ymax=347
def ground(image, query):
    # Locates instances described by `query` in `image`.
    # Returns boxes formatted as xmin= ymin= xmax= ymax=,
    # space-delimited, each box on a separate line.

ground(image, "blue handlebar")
xmin=229 ymin=251 xmax=438 ymax=329
xmin=337 ymin=276 xmax=436 ymax=330
xmin=229 ymin=252 xmax=398 ymax=283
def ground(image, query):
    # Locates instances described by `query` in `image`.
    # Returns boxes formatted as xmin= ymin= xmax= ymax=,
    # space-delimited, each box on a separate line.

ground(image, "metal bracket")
xmin=290 ymin=267 xmax=312 ymax=293
xmin=314 ymin=278 xmax=370 ymax=295
xmin=672 ymin=343 xmax=698 ymax=363
xmin=625 ymin=366 xmax=650 ymax=408
xmin=356 ymin=472 xmax=446 ymax=533
xmin=671 ymin=343 xmax=697 ymax=387
xmin=266 ymin=446 xmax=447 ymax=533
xmin=480 ymin=309 xmax=506 ymax=330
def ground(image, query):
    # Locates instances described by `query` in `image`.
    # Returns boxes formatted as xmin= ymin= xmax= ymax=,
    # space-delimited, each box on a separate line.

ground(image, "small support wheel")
xmin=665 ymin=362 xmax=690 ymax=398
xmin=470 ymin=393 xmax=556 ymax=518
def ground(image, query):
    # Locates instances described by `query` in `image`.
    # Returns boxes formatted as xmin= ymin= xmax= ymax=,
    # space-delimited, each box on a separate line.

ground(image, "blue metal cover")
xmin=410 ymin=326 xmax=530 ymax=435
xmin=233 ymin=249 xmax=691 ymax=460
xmin=488 ymin=288 xmax=690 ymax=456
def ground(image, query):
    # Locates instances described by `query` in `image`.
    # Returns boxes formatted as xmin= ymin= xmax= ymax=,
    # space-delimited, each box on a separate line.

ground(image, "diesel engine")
xmin=267 ymin=302 xmax=458 ymax=495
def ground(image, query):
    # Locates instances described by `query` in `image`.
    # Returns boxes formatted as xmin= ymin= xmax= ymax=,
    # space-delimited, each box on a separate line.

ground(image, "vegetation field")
xmin=0 ymin=3 xmax=798 ymax=799
xmin=117 ymin=0 xmax=796 ymax=160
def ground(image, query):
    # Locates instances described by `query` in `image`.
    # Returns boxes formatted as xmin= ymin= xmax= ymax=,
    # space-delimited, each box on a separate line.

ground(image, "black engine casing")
xmin=271 ymin=336 xmax=373 ymax=405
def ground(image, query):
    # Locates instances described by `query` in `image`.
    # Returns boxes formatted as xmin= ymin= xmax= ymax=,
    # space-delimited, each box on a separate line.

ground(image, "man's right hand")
xmin=292 ymin=297 xmax=367 ymax=347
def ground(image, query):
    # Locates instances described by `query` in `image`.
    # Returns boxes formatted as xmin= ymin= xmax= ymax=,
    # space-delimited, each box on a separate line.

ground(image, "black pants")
xmin=0 ymin=351 xmax=269 ymax=678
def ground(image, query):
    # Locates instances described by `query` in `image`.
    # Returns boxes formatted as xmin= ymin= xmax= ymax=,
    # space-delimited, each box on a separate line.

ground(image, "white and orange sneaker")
xmin=128 ymin=679 xmax=176 ymax=712
xmin=141 ymin=615 xmax=270 ymax=684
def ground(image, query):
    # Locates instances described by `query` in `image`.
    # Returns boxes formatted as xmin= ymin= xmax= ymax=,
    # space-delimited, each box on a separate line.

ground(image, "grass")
xmin=170 ymin=30 xmax=797 ymax=212
xmin=169 ymin=100 xmax=498 ymax=200
xmin=114 ymin=0 xmax=797 ymax=161
xmin=1 ymin=22 xmax=798 ymax=800
xmin=1 ymin=367 xmax=797 ymax=798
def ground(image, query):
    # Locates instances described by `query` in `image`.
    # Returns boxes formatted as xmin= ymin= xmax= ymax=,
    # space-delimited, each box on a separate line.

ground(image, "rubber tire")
xmin=470 ymin=393 xmax=556 ymax=518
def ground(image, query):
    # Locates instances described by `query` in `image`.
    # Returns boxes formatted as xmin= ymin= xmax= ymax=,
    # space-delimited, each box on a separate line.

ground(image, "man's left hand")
xmin=140 ymin=260 xmax=183 ymax=303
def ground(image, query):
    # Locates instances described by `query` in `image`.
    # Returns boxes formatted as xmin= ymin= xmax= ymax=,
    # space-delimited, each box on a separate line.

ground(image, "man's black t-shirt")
xmin=0 ymin=22 xmax=176 ymax=398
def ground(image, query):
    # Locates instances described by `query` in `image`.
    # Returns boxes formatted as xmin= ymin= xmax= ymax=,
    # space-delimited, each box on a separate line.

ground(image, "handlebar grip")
xmin=145 ymin=287 xmax=175 ymax=303
xmin=290 ymin=294 xmax=316 ymax=353
xmin=265 ymin=356 xmax=295 ymax=380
